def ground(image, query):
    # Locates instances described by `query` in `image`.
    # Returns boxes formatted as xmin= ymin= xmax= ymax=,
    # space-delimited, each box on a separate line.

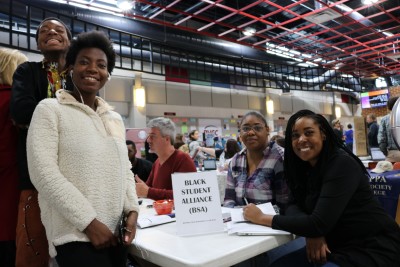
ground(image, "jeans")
xmin=234 ymin=237 xmax=306 ymax=267
xmin=269 ymin=245 xmax=339 ymax=267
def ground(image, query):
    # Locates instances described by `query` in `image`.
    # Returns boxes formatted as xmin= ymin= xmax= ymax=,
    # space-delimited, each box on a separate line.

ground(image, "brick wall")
xmin=361 ymin=85 xmax=400 ymax=118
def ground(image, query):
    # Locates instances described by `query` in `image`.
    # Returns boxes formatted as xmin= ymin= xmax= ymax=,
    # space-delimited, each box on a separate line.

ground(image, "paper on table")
xmin=137 ymin=215 xmax=176 ymax=229
xmin=226 ymin=221 xmax=290 ymax=235
xmin=227 ymin=202 xmax=290 ymax=235
xmin=231 ymin=202 xmax=277 ymax=223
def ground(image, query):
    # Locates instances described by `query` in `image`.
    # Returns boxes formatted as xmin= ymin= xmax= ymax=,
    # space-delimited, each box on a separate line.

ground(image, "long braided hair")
xmin=283 ymin=110 xmax=368 ymax=207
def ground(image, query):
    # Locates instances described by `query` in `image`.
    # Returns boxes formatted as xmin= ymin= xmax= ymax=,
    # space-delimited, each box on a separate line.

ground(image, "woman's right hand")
xmin=84 ymin=218 xmax=118 ymax=249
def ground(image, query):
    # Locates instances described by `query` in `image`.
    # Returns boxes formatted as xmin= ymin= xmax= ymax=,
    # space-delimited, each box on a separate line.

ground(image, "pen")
xmin=243 ymin=197 xmax=249 ymax=205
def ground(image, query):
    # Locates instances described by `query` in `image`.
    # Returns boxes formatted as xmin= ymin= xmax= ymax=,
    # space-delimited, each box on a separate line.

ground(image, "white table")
xmin=129 ymin=199 xmax=293 ymax=267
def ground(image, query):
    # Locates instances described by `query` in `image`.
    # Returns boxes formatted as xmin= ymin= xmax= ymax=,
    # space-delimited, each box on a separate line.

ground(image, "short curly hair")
xmin=65 ymin=30 xmax=116 ymax=73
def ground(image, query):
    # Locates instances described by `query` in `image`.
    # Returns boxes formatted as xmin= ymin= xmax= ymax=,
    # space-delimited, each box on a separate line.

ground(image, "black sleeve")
xmin=10 ymin=62 xmax=44 ymax=125
xmin=215 ymin=149 xmax=223 ymax=159
xmin=368 ymin=124 xmax=379 ymax=141
xmin=272 ymin=155 xmax=360 ymax=237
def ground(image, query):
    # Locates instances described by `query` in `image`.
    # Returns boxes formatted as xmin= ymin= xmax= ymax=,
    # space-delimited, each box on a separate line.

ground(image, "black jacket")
xmin=10 ymin=62 xmax=49 ymax=190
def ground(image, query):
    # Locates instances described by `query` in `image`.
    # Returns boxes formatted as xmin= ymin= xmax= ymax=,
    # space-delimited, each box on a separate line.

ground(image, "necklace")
xmin=43 ymin=61 xmax=63 ymax=98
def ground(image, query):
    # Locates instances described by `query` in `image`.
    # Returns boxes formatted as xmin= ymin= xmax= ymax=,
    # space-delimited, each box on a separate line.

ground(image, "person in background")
xmin=213 ymin=136 xmax=224 ymax=150
xmin=135 ymin=117 xmax=196 ymax=200
xmin=237 ymin=135 xmax=243 ymax=150
xmin=0 ymin=48 xmax=28 ymax=267
xmin=366 ymin=113 xmax=379 ymax=148
xmin=243 ymin=109 xmax=400 ymax=267
xmin=331 ymin=119 xmax=344 ymax=143
xmin=10 ymin=17 xmax=71 ymax=267
xmin=188 ymin=129 xmax=215 ymax=165
xmin=144 ymin=140 xmax=158 ymax=163
xmin=27 ymin=31 xmax=139 ymax=266
xmin=223 ymin=110 xmax=289 ymax=213
xmin=213 ymin=136 xmax=225 ymax=159
xmin=218 ymin=139 xmax=241 ymax=171
xmin=344 ymin=123 xmax=354 ymax=152
xmin=270 ymin=134 xmax=285 ymax=148
xmin=222 ymin=139 xmax=241 ymax=160
xmin=126 ymin=140 xmax=153 ymax=183
xmin=173 ymin=133 xmax=189 ymax=153
xmin=378 ymin=96 xmax=400 ymax=162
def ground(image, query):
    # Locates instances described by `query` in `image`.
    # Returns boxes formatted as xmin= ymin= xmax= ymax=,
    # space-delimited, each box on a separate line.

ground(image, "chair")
xmin=393 ymin=162 xmax=400 ymax=170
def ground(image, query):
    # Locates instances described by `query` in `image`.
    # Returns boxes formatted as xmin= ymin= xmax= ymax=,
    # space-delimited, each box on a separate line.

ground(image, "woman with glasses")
xmin=223 ymin=111 xmax=289 ymax=213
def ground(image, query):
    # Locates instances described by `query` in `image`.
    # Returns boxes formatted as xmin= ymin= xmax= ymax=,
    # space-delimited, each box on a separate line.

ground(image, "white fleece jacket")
xmin=27 ymin=90 xmax=139 ymax=257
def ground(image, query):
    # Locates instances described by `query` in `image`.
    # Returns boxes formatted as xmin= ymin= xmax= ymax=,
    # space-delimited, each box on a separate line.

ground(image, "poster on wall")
xmin=126 ymin=128 xmax=148 ymax=158
xmin=198 ymin=119 xmax=222 ymax=147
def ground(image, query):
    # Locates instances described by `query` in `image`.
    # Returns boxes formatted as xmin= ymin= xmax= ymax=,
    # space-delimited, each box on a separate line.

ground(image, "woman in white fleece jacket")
xmin=27 ymin=31 xmax=139 ymax=267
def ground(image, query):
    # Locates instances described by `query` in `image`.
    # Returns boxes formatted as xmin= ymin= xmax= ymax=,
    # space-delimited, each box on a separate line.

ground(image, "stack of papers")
xmin=137 ymin=215 xmax=176 ymax=229
xmin=227 ymin=203 xmax=290 ymax=236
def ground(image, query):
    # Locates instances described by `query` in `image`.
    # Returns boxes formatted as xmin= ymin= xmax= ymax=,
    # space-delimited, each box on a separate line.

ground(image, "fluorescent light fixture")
xmin=135 ymin=87 xmax=146 ymax=107
xmin=298 ymin=61 xmax=318 ymax=67
xmin=49 ymin=0 xmax=67 ymax=3
xmin=277 ymin=46 xmax=289 ymax=52
xmin=362 ymin=0 xmax=378 ymax=4
xmin=341 ymin=73 xmax=353 ymax=78
xmin=117 ymin=0 xmax=134 ymax=10
xmin=243 ymin=27 xmax=256 ymax=36
xmin=382 ymin=31 xmax=394 ymax=37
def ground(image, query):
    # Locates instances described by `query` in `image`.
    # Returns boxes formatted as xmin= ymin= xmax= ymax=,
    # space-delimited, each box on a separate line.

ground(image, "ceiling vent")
xmin=304 ymin=9 xmax=342 ymax=24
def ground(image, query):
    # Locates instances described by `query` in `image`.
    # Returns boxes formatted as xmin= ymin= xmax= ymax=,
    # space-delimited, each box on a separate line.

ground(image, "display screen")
xmin=360 ymin=89 xmax=389 ymax=108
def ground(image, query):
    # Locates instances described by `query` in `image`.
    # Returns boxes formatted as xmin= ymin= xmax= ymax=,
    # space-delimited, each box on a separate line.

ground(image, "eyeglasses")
xmin=240 ymin=125 xmax=266 ymax=133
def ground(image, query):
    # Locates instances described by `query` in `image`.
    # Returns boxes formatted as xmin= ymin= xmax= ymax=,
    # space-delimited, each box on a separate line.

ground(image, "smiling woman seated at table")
xmin=243 ymin=109 xmax=400 ymax=267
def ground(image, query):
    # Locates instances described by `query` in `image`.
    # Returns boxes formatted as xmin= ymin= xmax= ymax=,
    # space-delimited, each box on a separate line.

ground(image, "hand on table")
xmin=306 ymin=236 xmax=331 ymax=264
xmin=135 ymin=175 xmax=149 ymax=197
xmin=84 ymin=218 xmax=117 ymax=249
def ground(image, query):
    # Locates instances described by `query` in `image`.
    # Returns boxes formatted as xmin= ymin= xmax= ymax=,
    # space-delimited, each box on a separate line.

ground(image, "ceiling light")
xmin=117 ymin=0 xmax=134 ymax=11
xmin=243 ymin=27 xmax=256 ymax=36
xmin=362 ymin=0 xmax=378 ymax=4
xmin=382 ymin=31 xmax=394 ymax=37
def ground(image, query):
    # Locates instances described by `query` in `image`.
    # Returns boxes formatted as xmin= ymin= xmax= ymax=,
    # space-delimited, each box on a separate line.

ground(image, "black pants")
xmin=55 ymin=242 xmax=128 ymax=267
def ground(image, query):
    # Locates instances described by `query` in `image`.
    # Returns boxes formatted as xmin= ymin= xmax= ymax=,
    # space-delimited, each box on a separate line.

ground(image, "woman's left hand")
xmin=243 ymin=204 xmax=274 ymax=226
xmin=123 ymin=211 xmax=138 ymax=245
xmin=306 ymin=236 xmax=331 ymax=264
